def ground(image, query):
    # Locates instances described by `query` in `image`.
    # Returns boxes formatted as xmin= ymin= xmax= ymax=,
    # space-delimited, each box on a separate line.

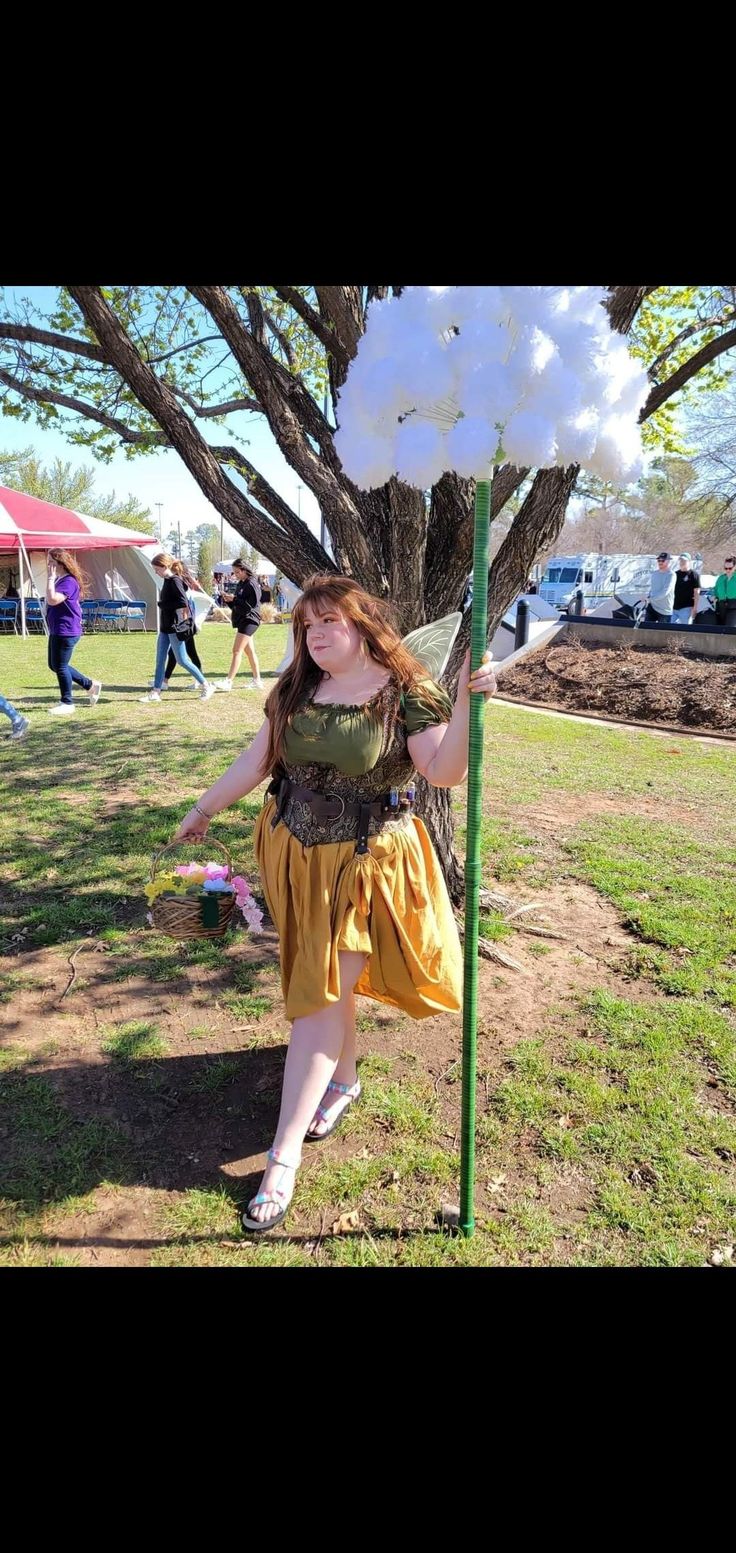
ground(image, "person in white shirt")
xmin=642 ymin=552 xmax=676 ymax=623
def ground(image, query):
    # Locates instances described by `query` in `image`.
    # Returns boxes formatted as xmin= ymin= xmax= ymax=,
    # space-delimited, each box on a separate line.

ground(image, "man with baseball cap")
xmin=671 ymin=553 xmax=701 ymax=626
xmin=642 ymin=552 xmax=676 ymax=625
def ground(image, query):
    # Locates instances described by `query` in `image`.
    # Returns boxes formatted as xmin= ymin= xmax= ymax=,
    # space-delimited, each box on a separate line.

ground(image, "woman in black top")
xmin=140 ymin=553 xmax=215 ymax=703
xmin=160 ymin=566 xmax=205 ymax=690
xmin=216 ymin=559 xmax=264 ymax=692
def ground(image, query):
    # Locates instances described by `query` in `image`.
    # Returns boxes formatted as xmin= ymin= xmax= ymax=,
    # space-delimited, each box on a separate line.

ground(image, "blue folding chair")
xmin=0 ymin=600 xmax=19 ymax=633
xmin=123 ymin=600 xmax=148 ymax=631
xmin=23 ymin=600 xmax=45 ymax=634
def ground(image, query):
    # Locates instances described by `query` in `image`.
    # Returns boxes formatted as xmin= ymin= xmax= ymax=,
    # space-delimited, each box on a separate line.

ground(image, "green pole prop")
xmin=459 ymin=476 xmax=491 ymax=1238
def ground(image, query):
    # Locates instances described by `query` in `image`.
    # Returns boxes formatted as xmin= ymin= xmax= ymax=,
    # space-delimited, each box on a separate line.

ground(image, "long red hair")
xmin=49 ymin=549 xmax=88 ymax=595
xmin=263 ymin=573 xmax=447 ymax=774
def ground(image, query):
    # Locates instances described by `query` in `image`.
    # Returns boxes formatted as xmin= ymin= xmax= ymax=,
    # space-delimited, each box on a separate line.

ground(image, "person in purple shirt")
xmin=45 ymin=550 xmax=102 ymax=717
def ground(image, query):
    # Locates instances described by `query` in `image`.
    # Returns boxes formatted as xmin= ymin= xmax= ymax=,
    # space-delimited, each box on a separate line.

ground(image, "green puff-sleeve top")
xmin=283 ymin=678 xmax=454 ymax=777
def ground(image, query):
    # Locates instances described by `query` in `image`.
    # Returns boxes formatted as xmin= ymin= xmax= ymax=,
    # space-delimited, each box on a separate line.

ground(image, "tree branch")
xmin=648 ymin=310 xmax=736 ymax=381
xmin=0 ymin=321 xmax=106 ymax=362
xmin=640 ymin=326 xmax=736 ymax=422
xmin=0 ymin=367 xmax=166 ymax=445
xmin=172 ymin=386 xmax=262 ymax=418
xmin=188 ymin=286 xmax=381 ymax=590
xmin=272 ymin=287 xmax=350 ymax=369
xmin=209 ymin=444 xmax=333 ymax=574
xmin=65 ymin=286 xmax=330 ymax=582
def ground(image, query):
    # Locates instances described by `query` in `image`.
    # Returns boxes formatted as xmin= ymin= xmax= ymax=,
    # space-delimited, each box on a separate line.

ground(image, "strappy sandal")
xmin=304 ymin=1078 xmax=362 ymax=1144
xmin=240 ymin=1146 xmax=300 ymax=1235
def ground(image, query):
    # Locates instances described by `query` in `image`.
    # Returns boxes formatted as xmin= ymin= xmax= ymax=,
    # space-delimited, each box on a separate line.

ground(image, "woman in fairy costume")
xmin=174 ymin=573 xmax=496 ymax=1233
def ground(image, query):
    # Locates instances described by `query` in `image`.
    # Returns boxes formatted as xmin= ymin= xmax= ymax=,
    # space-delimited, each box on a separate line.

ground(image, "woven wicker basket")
xmin=149 ymin=839 xmax=236 ymax=941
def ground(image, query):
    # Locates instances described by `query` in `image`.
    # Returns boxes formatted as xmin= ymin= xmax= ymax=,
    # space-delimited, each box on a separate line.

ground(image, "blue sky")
xmin=0 ymin=287 xmax=323 ymax=563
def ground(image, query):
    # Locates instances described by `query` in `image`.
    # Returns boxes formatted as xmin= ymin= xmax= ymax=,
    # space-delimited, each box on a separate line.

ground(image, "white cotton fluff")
xmin=393 ymin=420 xmax=447 ymax=488
xmin=598 ymin=342 xmax=650 ymax=412
xmin=445 ymin=416 xmax=499 ymax=478
xmin=554 ymin=408 xmax=600 ymax=467
xmin=449 ymin=286 xmax=506 ymax=327
xmin=505 ymin=287 xmax=561 ymax=331
xmin=334 ymin=424 xmax=396 ymax=488
xmin=336 ymin=285 xmax=645 ymax=488
xmin=455 ymin=359 xmax=521 ymax=425
xmin=450 ymin=318 xmax=514 ymax=375
xmin=502 ymin=410 xmax=558 ymax=469
xmin=589 ymin=413 xmax=645 ymax=484
xmin=358 ymin=356 xmax=407 ymax=421
xmin=357 ymin=298 xmax=401 ymax=363
xmin=400 ymin=339 xmax=455 ymax=405
xmin=524 ymin=355 xmax=583 ymax=420
xmin=506 ymin=326 xmax=557 ymax=389
xmin=561 ymin=287 xmax=609 ymax=327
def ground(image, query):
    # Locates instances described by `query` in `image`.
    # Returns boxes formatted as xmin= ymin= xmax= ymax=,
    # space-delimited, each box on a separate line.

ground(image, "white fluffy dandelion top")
xmin=333 ymin=286 xmax=649 ymax=490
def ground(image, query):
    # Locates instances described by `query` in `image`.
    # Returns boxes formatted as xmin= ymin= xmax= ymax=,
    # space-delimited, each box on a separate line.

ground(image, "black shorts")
xmin=232 ymin=618 xmax=260 ymax=637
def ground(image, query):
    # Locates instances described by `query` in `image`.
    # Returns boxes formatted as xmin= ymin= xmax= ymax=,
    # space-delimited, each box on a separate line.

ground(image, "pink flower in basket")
xmin=231 ymin=875 xmax=264 ymax=935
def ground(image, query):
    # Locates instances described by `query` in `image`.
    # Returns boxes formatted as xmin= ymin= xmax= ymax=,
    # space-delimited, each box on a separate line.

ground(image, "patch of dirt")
xmin=499 ymin=638 xmax=736 ymax=735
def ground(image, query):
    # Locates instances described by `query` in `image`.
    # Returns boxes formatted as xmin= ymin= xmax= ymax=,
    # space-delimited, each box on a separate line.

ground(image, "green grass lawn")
xmin=1 ymin=625 xmax=735 ymax=1267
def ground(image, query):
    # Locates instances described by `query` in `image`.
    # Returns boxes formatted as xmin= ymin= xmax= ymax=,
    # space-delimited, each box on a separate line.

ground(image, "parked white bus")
xmin=539 ymin=553 xmax=659 ymax=612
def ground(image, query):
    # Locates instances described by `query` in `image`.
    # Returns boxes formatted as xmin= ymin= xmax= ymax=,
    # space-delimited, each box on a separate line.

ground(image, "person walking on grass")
xmin=45 ymin=550 xmax=102 ymax=717
xmin=0 ymin=691 xmax=29 ymax=741
xmin=148 ymin=564 xmax=206 ymax=692
xmin=174 ymin=573 xmax=496 ymax=1236
xmin=140 ymin=553 xmax=215 ymax=704
xmin=216 ymin=559 xmax=264 ymax=692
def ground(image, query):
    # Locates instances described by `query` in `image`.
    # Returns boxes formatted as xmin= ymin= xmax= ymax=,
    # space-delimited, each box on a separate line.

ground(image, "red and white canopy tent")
xmin=0 ymin=484 xmax=160 ymax=636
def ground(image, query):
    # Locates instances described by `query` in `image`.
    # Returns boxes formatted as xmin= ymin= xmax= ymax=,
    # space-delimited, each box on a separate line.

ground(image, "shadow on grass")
xmin=0 ymin=1045 xmax=291 ymax=1215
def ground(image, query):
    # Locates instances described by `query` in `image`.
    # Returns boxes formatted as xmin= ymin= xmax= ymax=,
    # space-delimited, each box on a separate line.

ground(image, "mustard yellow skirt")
xmin=254 ymin=798 xmax=463 ymax=1021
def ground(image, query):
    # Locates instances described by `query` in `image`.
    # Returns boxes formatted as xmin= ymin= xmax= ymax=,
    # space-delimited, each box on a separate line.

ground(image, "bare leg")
xmin=248 ymin=952 xmax=366 ymax=1224
xmin=306 ymin=987 xmax=359 ymax=1137
xmin=226 ymin=633 xmax=247 ymax=681
xmin=242 ymin=636 xmax=263 ymax=685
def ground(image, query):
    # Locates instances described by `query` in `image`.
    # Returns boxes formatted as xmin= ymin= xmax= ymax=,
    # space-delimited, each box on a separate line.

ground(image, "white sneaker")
xmin=88 ymin=680 xmax=102 ymax=705
xmin=215 ymin=678 xmax=233 ymax=692
xmin=253 ymin=679 xmax=265 ymax=690
xmin=199 ymin=683 xmax=216 ymax=701
xmin=147 ymin=675 xmax=156 ymax=688
xmin=139 ymin=691 xmax=162 ymax=703
xmin=10 ymin=716 xmax=30 ymax=741
xmin=48 ymin=702 xmax=76 ymax=716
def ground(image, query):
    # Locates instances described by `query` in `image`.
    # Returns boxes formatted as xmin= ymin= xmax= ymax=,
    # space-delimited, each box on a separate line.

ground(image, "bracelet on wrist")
xmin=194 ymin=802 xmax=213 ymax=822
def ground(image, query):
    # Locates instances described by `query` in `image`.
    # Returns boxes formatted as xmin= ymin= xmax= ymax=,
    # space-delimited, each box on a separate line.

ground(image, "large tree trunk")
xmin=419 ymin=781 xmax=464 ymax=904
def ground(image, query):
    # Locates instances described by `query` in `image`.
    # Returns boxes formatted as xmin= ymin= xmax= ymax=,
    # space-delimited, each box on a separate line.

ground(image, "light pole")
xmin=155 ymin=503 xmax=163 ymax=542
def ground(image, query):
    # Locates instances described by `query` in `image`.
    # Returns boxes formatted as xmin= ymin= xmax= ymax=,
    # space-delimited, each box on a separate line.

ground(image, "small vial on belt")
xmin=389 ymin=786 xmax=399 ymax=809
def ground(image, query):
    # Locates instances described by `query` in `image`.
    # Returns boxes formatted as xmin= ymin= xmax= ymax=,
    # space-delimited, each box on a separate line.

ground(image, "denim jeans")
xmin=0 ymin=692 xmax=23 ymax=727
xmin=671 ymin=606 xmax=693 ymax=625
xmin=154 ymin=631 xmax=206 ymax=690
xmin=48 ymin=634 xmax=92 ymax=704
xmin=644 ymin=604 xmax=672 ymax=625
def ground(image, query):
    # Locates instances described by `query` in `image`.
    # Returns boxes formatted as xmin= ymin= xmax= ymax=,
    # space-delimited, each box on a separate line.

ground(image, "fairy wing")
xmin=401 ymin=613 xmax=462 ymax=680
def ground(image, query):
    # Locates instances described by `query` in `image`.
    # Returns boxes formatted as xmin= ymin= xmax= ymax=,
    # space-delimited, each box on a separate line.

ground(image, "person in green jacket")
xmin=714 ymin=556 xmax=736 ymax=626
